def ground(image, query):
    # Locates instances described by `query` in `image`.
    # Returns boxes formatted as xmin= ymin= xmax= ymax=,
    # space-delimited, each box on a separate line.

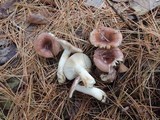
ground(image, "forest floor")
xmin=0 ymin=0 xmax=160 ymax=120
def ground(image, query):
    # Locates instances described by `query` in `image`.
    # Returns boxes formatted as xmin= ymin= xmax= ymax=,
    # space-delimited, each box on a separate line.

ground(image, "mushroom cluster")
xmin=90 ymin=26 xmax=128 ymax=83
xmin=33 ymin=32 xmax=107 ymax=102
xmin=33 ymin=26 xmax=128 ymax=102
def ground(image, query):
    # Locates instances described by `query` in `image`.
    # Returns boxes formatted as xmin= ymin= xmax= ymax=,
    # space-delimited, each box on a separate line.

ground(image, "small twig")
xmin=105 ymin=0 xmax=133 ymax=30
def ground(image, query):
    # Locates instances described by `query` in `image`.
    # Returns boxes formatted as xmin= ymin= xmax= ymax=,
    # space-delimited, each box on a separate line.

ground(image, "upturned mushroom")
xmin=63 ymin=53 xmax=96 ymax=88
xmin=93 ymin=47 xmax=124 ymax=82
xmin=33 ymin=32 xmax=61 ymax=58
xmin=90 ymin=27 xmax=122 ymax=49
xmin=49 ymin=33 xmax=83 ymax=84
xmin=69 ymin=77 xmax=107 ymax=103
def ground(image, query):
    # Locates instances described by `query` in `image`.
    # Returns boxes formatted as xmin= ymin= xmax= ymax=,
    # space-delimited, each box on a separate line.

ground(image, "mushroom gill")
xmin=93 ymin=47 xmax=124 ymax=73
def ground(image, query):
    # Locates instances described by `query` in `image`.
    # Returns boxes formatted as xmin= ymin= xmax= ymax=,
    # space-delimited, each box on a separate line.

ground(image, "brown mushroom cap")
xmin=93 ymin=47 xmax=124 ymax=72
xmin=90 ymin=27 xmax=122 ymax=48
xmin=33 ymin=33 xmax=61 ymax=58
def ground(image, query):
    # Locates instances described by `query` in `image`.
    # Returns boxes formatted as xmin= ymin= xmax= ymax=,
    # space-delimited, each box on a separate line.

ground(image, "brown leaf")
xmin=0 ymin=0 xmax=17 ymax=19
xmin=118 ymin=63 xmax=128 ymax=73
xmin=129 ymin=0 xmax=160 ymax=15
xmin=26 ymin=13 xmax=48 ymax=25
xmin=0 ymin=39 xmax=17 ymax=65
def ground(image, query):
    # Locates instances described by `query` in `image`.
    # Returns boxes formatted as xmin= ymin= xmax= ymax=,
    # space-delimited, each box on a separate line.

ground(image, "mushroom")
xmin=49 ymin=33 xmax=83 ymax=84
xmin=33 ymin=32 xmax=61 ymax=58
xmin=90 ymin=27 xmax=122 ymax=49
xmin=63 ymin=53 xmax=96 ymax=88
xmin=69 ymin=77 xmax=107 ymax=103
xmin=93 ymin=47 xmax=124 ymax=82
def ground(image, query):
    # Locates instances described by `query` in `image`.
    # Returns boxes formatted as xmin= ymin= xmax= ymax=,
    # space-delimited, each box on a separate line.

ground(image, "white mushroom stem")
xmin=57 ymin=50 xmax=71 ymax=83
xmin=76 ymin=65 xmax=95 ymax=87
xmin=75 ymin=85 xmax=107 ymax=103
xmin=69 ymin=76 xmax=107 ymax=103
xmin=100 ymin=68 xmax=117 ymax=82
